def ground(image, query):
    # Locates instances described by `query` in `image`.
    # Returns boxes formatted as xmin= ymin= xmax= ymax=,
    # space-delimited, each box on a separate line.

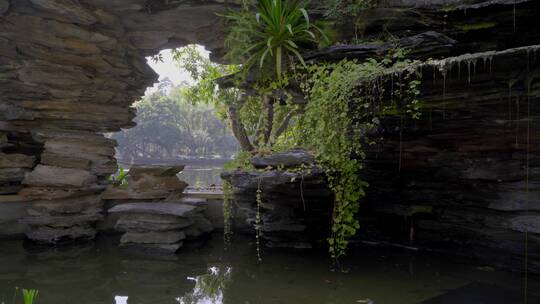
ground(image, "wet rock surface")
xmin=104 ymin=166 xmax=214 ymax=254
xmin=222 ymin=150 xmax=334 ymax=249
xmin=0 ymin=0 xmax=231 ymax=243
xmin=251 ymin=149 xmax=315 ymax=169
xmin=110 ymin=200 xmax=213 ymax=254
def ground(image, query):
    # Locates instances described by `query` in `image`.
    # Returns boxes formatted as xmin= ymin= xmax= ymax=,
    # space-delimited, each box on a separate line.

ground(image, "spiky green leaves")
xmin=223 ymin=0 xmax=328 ymax=82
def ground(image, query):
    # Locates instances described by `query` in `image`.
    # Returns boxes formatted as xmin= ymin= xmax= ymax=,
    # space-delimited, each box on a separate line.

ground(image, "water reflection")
xmin=177 ymin=267 xmax=232 ymax=304
xmin=115 ymin=296 xmax=128 ymax=304
xmin=0 ymin=235 xmax=539 ymax=304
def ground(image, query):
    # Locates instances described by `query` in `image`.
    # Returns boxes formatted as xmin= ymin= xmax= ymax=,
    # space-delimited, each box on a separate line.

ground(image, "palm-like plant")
xmin=224 ymin=0 xmax=328 ymax=81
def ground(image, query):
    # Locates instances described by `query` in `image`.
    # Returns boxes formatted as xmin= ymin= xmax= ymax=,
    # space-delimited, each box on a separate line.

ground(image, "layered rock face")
xmin=0 ymin=0 xmax=231 ymax=242
xmin=103 ymin=165 xmax=213 ymax=254
xmin=329 ymin=1 xmax=540 ymax=273
xmin=109 ymin=200 xmax=213 ymax=254
xmin=222 ymin=150 xmax=334 ymax=249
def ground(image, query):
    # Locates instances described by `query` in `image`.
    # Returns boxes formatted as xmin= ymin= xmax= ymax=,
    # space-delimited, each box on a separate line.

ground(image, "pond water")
xmin=0 ymin=234 xmax=538 ymax=304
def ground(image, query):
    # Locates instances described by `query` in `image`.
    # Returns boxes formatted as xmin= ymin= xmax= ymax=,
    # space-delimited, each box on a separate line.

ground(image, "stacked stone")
xmin=0 ymin=152 xmax=36 ymax=195
xmin=221 ymin=150 xmax=334 ymax=249
xmin=18 ymin=130 xmax=115 ymax=244
xmin=102 ymin=165 xmax=213 ymax=254
xmin=109 ymin=200 xmax=213 ymax=254
xmin=101 ymin=165 xmax=188 ymax=202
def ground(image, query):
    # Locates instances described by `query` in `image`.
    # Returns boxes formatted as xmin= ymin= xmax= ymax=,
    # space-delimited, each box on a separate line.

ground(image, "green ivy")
xmin=281 ymin=51 xmax=422 ymax=260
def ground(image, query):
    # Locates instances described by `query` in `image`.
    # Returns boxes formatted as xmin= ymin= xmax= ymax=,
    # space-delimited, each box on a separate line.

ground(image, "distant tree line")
xmin=112 ymin=81 xmax=238 ymax=164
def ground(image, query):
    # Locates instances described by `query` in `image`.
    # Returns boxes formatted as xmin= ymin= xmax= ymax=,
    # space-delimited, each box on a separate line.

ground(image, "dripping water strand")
xmin=516 ymin=97 xmax=519 ymax=145
xmin=513 ymin=0 xmax=516 ymax=33
xmin=524 ymin=81 xmax=530 ymax=304
xmin=399 ymin=115 xmax=403 ymax=173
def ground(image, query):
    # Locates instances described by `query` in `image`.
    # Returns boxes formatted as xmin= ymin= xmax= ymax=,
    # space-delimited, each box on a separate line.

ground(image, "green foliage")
xmin=107 ymin=165 xmax=129 ymax=188
xmin=280 ymin=50 xmax=422 ymax=259
xmin=223 ymin=0 xmax=328 ymax=82
xmin=112 ymin=83 xmax=239 ymax=161
xmin=172 ymin=45 xmax=239 ymax=110
xmin=21 ymin=290 xmax=38 ymax=304
xmin=223 ymin=151 xmax=255 ymax=171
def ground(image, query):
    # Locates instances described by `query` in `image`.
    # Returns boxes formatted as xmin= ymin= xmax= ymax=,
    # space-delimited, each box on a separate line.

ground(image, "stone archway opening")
xmin=110 ymin=46 xmax=239 ymax=188
xmin=0 ymin=0 xmax=238 ymax=242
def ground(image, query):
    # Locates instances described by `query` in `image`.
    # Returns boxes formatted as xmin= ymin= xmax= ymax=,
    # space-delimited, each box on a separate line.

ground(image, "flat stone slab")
xmin=108 ymin=203 xmax=196 ymax=217
xmin=176 ymin=197 xmax=208 ymax=212
xmin=21 ymin=213 xmax=102 ymax=227
xmin=251 ymin=149 xmax=314 ymax=169
xmin=120 ymin=230 xmax=186 ymax=244
xmin=128 ymin=165 xmax=185 ymax=178
xmin=116 ymin=216 xmax=194 ymax=232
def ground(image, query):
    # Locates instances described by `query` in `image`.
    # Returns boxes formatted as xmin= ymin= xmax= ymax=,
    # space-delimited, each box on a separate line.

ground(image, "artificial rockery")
xmin=222 ymin=0 xmax=540 ymax=272
xmin=0 ymin=0 xmax=537 ymax=274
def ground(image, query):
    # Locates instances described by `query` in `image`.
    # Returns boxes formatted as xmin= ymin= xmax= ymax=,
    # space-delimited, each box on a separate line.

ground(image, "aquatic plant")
xmin=21 ymin=290 xmax=38 ymax=304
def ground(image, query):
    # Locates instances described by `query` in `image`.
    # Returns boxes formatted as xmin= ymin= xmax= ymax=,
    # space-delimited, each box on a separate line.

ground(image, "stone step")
xmin=109 ymin=202 xmax=197 ymax=218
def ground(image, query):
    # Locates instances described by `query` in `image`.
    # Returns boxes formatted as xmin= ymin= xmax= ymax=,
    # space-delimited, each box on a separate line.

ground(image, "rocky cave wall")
xmin=346 ymin=0 xmax=540 ymax=273
xmin=0 ymin=0 xmax=538 ymax=274
xmin=0 ymin=0 xmax=233 ymax=240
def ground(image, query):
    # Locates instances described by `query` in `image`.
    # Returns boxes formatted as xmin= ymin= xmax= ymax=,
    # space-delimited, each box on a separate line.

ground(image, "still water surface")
xmin=0 ymin=234 xmax=538 ymax=304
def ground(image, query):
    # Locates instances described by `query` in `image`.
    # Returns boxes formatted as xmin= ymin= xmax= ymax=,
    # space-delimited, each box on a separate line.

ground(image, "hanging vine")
xmin=223 ymin=180 xmax=234 ymax=247
xmin=281 ymin=50 xmax=422 ymax=260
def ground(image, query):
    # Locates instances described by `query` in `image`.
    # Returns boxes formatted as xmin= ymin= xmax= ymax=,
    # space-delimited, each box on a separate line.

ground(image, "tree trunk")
xmin=228 ymin=102 xmax=254 ymax=152
xmin=260 ymin=95 xmax=275 ymax=147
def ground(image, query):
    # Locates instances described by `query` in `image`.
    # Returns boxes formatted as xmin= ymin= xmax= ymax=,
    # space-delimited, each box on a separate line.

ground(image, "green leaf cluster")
xmin=280 ymin=50 xmax=422 ymax=259
xmin=223 ymin=0 xmax=329 ymax=82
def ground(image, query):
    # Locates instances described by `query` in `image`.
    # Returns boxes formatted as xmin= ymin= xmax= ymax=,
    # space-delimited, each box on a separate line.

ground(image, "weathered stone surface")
xmin=0 ymin=168 xmax=28 ymax=183
xmin=509 ymin=216 xmax=540 ymax=234
xmin=22 ymin=165 xmax=97 ymax=188
xmin=251 ymin=149 xmax=315 ymax=169
xmin=184 ymin=215 xmax=214 ymax=238
xmin=101 ymin=165 xmax=188 ymax=200
xmin=175 ymin=197 xmax=208 ymax=212
xmin=40 ymin=152 xmax=92 ymax=170
xmin=26 ymin=225 xmax=96 ymax=244
xmin=19 ymin=186 xmax=105 ymax=200
xmin=0 ymin=153 xmax=35 ymax=168
xmin=222 ymin=162 xmax=334 ymax=248
xmin=26 ymin=195 xmax=102 ymax=215
xmin=29 ymin=0 xmax=98 ymax=25
xmin=116 ymin=216 xmax=194 ymax=232
xmin=120 ymin=230 xmax=186 ymax=244
xmin=21 ymin=213 xmax=102 ymax=228
xmin=128 ymin=165 xmax=185 ymax=178
xmin=109 ymin=203 xmax=196 ymax=218
xmin=129 ymin=175 xmax=188 ymax=193
xmin=306 ymin=31 xmax=457 ymax=62
xmin=0 ymin=0 xmax=9 ymax=15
